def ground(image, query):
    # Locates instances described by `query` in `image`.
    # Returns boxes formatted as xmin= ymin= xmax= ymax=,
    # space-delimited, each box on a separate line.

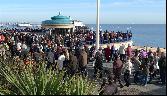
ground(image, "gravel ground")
xmin=116 ymin=84 xmax=166 ymax=95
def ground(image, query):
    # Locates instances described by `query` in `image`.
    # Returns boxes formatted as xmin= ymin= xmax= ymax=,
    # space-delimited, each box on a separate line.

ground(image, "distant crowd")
xmin=0 ymin=27 xmax=166 ymax=95
xmin=1 ymin=27 xmax=45 ymax=33
xmin=1 ymin=27 xmax=132 ymax=45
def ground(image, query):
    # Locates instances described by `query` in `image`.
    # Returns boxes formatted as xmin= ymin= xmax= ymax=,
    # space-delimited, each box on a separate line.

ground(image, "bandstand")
xmin=41 ymin=12 xmax=75 ymax=35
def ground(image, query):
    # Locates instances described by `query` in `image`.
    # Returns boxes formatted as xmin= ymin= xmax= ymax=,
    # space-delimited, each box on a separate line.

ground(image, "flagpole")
xmin=96 ymin=0 xmax=100 ymax=51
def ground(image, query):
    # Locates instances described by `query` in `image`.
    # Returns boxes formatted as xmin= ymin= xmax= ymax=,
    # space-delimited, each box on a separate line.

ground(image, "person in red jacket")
xmin=0 ymin=34 xmax=5 ymax=43
xmin=113 ymin=55 xmax=124 ymax=88
xmin=126 ymin=44 xmax=133 ymax=58
xmin=105 ymin=45 xmax=111 ymax=62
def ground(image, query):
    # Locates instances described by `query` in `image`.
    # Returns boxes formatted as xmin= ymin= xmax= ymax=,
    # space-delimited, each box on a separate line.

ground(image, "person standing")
xmin=68 ymin=51 xmax=78 ymax=76
xmin=16 ymin=41 xmax=22 ymax=57
xmin=140 ymin=58 xmax=149 ymax=86
xmin=105 ymin=45 xmax=111 ymax=62
xmin=63 ymin=48 xmax=69 ymax=69
xmin=126 ymin=44 xmax=132 ymax=58
xmin=119 ymin=44 xmax=126 ymax=63
xmin=158 ymin=52 xmax=166 ymax=85
xmin=100 ymin=75 xmax=118 ymax=95
xmin=113 ymin=55 xmax=124 ymax=88
xmin=148 ymin=52 xmax=155 ymax=83
xmin=123 ymin=57 xmax=133 ymax=87
xmin=34 ymin=50 xmax=41 ymax=64
xmin=94 ymin=50 xmax=103 ymax=78
xmin=84 ymin=45 xmax=90 ymax=64
xmin=111 ymin=44 xmax=116 ymax=61
xmin=57 ymin=51 xmax=65 ymax=71
xmin=21 ymin=42 xmax=28 ymax=59
xmin=132 ymin=56 xmax=141 ymax=84
xmin=46 ymin=49 xmax=55 ymax=70
xmin=153 ymin=52 xmax=160 ymax=78
xmin=78 ymin=47 xmax=87 ymax=77
xmin=90 ymin=44 xmax=96 ymax=60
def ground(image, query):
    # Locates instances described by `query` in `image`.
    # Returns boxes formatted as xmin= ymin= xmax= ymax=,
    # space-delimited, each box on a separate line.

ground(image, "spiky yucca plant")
xmin=0 ymin=60 xmax=99 ymax=95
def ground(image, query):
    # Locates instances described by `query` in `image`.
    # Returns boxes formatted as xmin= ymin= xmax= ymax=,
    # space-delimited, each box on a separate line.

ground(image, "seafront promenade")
xmin=85 ymin=41 xmax=166 ymax=95
xmin=87 ymin=59 xmax=166 ymax=95
xmin=87 ymin=40 xmax=166 ymax=52
xmin=86 ymin=63 xmax=166 ymax=95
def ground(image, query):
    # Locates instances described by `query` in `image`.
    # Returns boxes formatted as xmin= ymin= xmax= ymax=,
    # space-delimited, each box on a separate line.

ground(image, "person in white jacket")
xmin=119 ymin=44 xmax=126 ymax=63
xmin=123 ymin=57 xmax=133 ymax=87
xmin=153 ymin=52 xmax=160 ymax=77
xmin=57 ymin=52 xmax=65 ymax=71
xmin=16 ymin=42 xmax=22 ymax=57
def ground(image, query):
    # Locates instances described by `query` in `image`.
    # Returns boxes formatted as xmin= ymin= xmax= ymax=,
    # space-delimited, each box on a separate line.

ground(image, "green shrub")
xmin=0 ymin=61 xmax=99 ymax=95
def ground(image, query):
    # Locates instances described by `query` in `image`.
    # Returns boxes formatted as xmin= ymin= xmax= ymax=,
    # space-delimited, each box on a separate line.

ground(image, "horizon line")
xmin=0 ymin=22 xmax=166 ymax=25
xmin=85 ymin=23 xmax=166 ymax=25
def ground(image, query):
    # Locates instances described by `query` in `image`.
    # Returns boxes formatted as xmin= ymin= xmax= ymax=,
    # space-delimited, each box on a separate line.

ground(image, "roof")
xmin=42 ymin=12 xmax=73 ymax=25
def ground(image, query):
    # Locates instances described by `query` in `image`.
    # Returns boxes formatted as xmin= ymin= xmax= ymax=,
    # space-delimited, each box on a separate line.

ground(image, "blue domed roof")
xmin=42 ymin=12 xmax=73 ymax=25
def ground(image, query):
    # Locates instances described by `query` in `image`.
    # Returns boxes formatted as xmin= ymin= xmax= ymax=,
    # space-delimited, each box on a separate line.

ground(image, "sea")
xmin=86 ymin=24 xmax=166 ymax=48
xmin=0 ymin=24 xmax=166 ymax=48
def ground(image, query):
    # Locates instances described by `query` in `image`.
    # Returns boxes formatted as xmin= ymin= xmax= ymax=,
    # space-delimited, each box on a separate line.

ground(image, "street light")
xmin=96 ymin=0 xmax=100 ymax=51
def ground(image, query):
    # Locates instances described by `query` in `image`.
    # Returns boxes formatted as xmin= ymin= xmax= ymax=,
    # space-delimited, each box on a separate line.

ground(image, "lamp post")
xmin=96 ymin=0 xmax=100 ymax=51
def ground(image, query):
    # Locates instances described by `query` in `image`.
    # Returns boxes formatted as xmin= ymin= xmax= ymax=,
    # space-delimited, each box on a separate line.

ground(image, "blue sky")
xmin=0 ymin=0 xmax=166 ymax=24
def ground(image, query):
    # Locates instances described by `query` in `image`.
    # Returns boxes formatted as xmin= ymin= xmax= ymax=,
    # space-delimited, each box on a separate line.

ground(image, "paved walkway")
xmin=87 ymin=62 xmax=166 ymax=95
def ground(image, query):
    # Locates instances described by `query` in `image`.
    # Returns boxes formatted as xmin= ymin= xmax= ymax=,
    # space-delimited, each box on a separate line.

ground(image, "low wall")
xmin=87 ymin=40 xmax=133 ymax=50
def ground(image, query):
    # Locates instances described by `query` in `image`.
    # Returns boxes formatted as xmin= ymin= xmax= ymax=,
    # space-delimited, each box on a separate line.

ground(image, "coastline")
xmin=132 ymin=46 xmax=166 ymax=53
xmin=87 ymin=40 xmax=166 ymax=53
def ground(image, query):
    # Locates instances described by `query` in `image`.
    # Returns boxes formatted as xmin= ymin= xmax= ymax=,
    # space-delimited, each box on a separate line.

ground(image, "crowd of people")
xmin=1 ymin=27 xmax=132 ymax=45
xmin=74 ymin=29 xmax=132 ymax=45
xmin=1 ymin=27 xmax=45 ymax=33
xmin=0 ymin=28 xmax=166 ymax=95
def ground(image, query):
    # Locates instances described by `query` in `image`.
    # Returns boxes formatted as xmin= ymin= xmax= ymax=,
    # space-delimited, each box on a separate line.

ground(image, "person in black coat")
xmin=84 ymin=45 xmax=90 ymax=64
xmin=100 ymin=75 xmax=118 ymax=95
xmin=46 ymin=49 xmax=55 ymax=70
xmin=94 ymin=50 xmax=103 ymax=78
xmin=68 ymin=51 xmax=78 ymax=76
xmin=158 ymin=52 xmax=166 ymax=85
